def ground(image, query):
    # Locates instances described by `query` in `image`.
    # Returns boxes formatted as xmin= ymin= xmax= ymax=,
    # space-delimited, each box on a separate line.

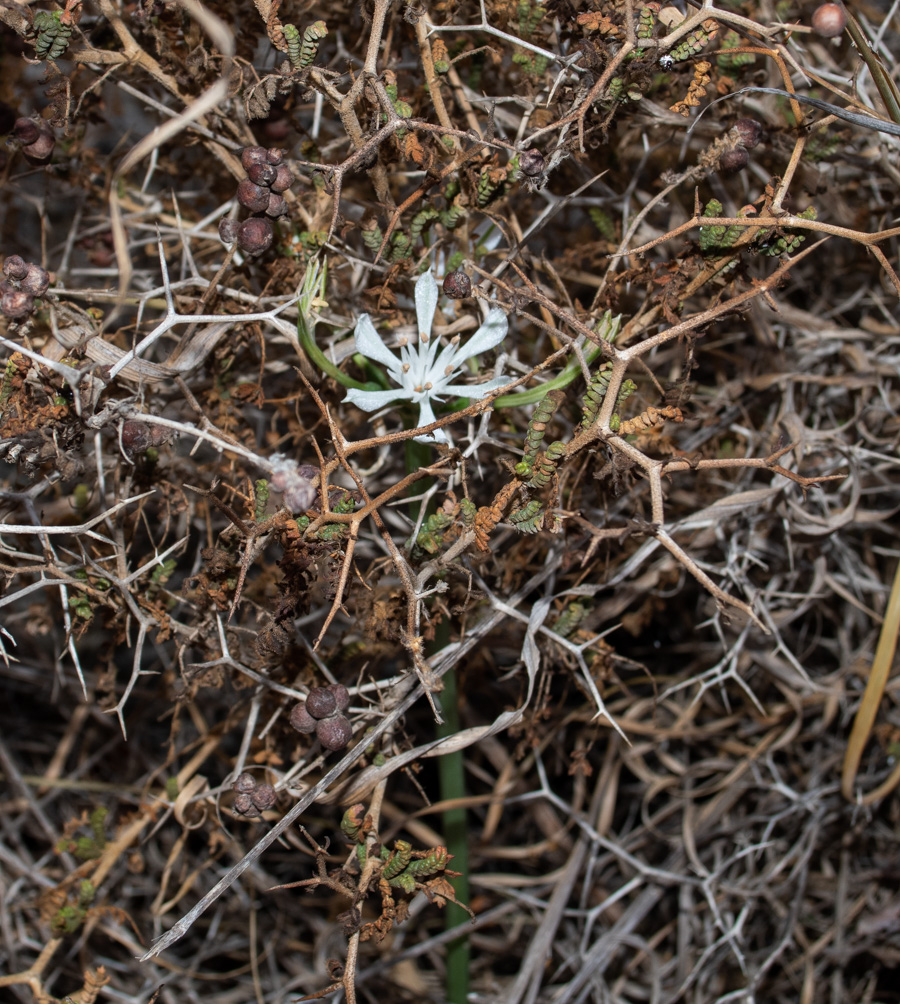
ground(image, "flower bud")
xmin=218 ymin=218 xmax=240 ymax=244
xmin=328 ymin=683 xmax=350 ymax=712
xmin=316 ymin=714 xmax=352 ymax=751
xmin=2 ymin=255 xmax=28 ymax=281
xmin=233 ymin=772 xmax=256 ymax=793
xmin=265 ymin=193 xmax=288 ymax=218
xmin=812 ymin=2 xmax=846 ymax=37
xmin=289 ymin=703 xmax=318 ymax=733
xmin=237 ymin=217 xmax=274 ymax=256
xmin=248 ymin=162 xmax=277 ymax=187
xmin=233 ymin=792 xmax=256 ymax=815
xmin=241 ymin=145 xmax=268 ymax=171
xmin=251 ymin=783 xmax=277 ymax=811
xmin=21 ymin=263 xmax=49 ymax=297
xmin=22 ymin=129 xmax=55 ymax=163
xmin=13 ymin=118 xmax=39 ymax=144
xmin=306 ymin=686 xmax=337 ymax=719
xmin=1 ymin=286 xmax=34 ymax=319
xmin=733 ymin=118 xmax=763 ymax=150
xmin=519 ymin=148 xmax=545 ymax=177
xmin=270 ymin=164 xmax=295 ymax=193
xmin=443 ymin=271 xmax=471 ymax=299
xmin=237 ymin=179 xmax=271 ymax=213
xmin=719 ymin=146 xmax=749 ymax=173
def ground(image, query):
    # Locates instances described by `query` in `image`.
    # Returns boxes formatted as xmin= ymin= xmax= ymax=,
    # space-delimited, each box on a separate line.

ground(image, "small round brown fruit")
xmin=13 ymin=118 xmax=39 ymax=145
xmin=218 ymin=218 xmax=240 ymax=244
xmin=251 ymin=783 xmax=277 ymax=811
xmin=248 ymin=162 xmax=277 ymax=187
xmin=265 ymin=193 xmax=288 ymax=218
xmin=237 ymin=179 xmax=271 ymax=213
xmin=328 ymin=683 xmax=350 ymax=712
xmin=22 ymin=129 xmax=55 ymax=163
xmin=733 ymin=118 xmax=763 ymax=150
xmin=241 ymin=146 xmax=268 ymax=171
xmin=266 ymin=147 xmax=284 ymax=165
xmin=120 ymin=421 xmax=152 ymax=455
xmin=233 ymin=792 xmax=256 ymax=815
xmin=719 ymin=146 xmax=749 ymax=173
xmin=3 ymin=255 xmax=28 ymax=281
xmin=317 ymin=714 xmax=352 ymax=751
xmin=233 ymin=772 xmax=256 ymax=793
xmin=519 ymin=148 xmax=545 ymax=177
xmin=1 ymin=287 xmax=34 ymax=319
xmin=289 ymin=703 xmax=318 ymax=733
xmin=306 ymin=686 xmax=337 ymax=719
xmin=270 ymin=164 xmax=295 ymax=193
xmin=812 ymin=2 xmax=846 ymax=37
xmin=443 ymin=271 xmax=471 ymax=299
xmin=21 ymin=264 xmax=49 ymax=297
xmin=237 ymin=217 xmax=274 ymax=256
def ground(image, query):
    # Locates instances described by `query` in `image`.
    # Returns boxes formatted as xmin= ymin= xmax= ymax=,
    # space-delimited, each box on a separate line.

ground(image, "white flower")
xmin=343 ymin=271 xmax=508 ymax=442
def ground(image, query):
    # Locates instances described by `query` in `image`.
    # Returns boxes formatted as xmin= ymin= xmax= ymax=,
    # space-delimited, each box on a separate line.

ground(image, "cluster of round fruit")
xmin=218 ymin=146 xmax=295 ymax=257
xmin=2 ymin=255 xmax=50 ymax=320
xmin=290 ymin=684 xmax=352 ymax=752
xmin=232 ymin=772 xmax=277 ymax=816
xmin=12 ymin=118 xmax=54 ymax=163
xmin=719 ymin=117 xmax=764 ymax=174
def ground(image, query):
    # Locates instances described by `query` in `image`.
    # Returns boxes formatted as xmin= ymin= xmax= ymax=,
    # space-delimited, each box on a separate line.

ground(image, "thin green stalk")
xmin=434 ymin=618 xmax=470 ymax=1004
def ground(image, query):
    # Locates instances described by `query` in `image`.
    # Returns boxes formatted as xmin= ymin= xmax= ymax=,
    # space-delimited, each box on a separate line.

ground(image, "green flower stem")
xmin=296 ymin=311 xmax=382 ymax=392
xmin=493 ymin=340 xmax=606 ymax=409
xmin=434 ymin=619 xmax=470 ymax=1004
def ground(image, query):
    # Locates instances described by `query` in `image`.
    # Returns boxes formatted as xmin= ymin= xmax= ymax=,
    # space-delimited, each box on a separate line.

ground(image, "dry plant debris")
xmin=1 ymin=0 xmax=900 ymax=1001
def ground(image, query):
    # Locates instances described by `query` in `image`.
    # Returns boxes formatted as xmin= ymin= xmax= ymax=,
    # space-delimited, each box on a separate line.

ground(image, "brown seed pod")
xmin=1 ymin=286 xmax=34 ymax=319
xmin=266 ymin=147 xmax=284 ymax=165
xmin=218 ymin=218 xmax=240 ymax=244
xmin=733 ymin=118 xmax=763 ymax=150
xmin=248 ymin=161 xmax=278 ymax=187
xmin=519 ymin=148 xmax=545 ymax=177
xmin=251 ymin=783 xmax=277 ymax=811
xmin=316 ymin=714 xmax=352 ymax=751
xmin=289 ymin=703 xmax=318 ymax=733
xmin=233 ymin=772 xmax=256 ymax=793
xmin=443 ymin=271 xmax=472 ymax=299
xmin=241 ymin=146 xmax=268 ymax=171
xmin=812 ymin=2 xmax=846 ymax=37
xmin=237 ymin=179 xmax=271 ymax=213
xmin=13 ymin=118 xmax=39 ymax=145
xmin=237 ymin=217 xmax=274 ymax=256
xmin=269 ymin=164 xmax=295 ymax=193
xmin=120 ymin=421 xmax=152 ymax=455
xmin=21 ymin=264 xmax=49 ymax=297
xmin=265 ymin=193 xmax=288 ymax=218
xmin=233 ymin=792 xmax=256 ymax=815
xmin=328 ymin=683 xmax=350 ymax=712
xmin=22 ymin=129 xmax=55 ymax=163
xmin=3 ymin=255 xmax=28 ymax=281
xmin=719 ymin=146 xmax=749 ymax=173
xmin=306 ymin=686 xmax=337 ymax=719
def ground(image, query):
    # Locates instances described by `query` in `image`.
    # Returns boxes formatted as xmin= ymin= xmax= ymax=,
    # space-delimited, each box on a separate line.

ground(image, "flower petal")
xmin=353 ymin=314 xmax=401 ymax=372
xmin=412 ymin=397 xmax=447 ymax=442
xmin=414 ymin=270 xmax=439 ymax=342
xmin=442 ymin=374 xmax=513 ymax=399
xmin=343 ymin=387 xmax=404 ymax=412
xmin=451 ymin=308 xmax=508 ymax=365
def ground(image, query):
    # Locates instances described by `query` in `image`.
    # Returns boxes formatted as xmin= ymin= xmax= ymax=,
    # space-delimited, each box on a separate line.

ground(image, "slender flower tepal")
xmin=343 ymin=271 xmax=509 ymax=442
